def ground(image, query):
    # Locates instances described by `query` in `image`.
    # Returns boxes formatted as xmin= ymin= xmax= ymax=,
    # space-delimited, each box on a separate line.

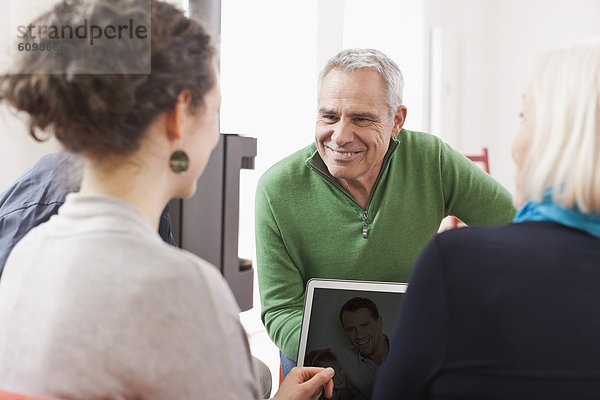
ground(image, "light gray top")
xmin=336 ymin=345 xmax=377 ymax=400
xmin=0 ymin=193 xmax=260 ymax=399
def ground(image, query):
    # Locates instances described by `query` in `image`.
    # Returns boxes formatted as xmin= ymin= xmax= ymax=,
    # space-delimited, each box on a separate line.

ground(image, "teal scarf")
xmin=513 ymin=191 xmax=600 ymax=239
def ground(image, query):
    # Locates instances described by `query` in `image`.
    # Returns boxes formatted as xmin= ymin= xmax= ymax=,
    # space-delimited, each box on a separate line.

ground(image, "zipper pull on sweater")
xmin=362 ymin=210 xmax=369 ymax=238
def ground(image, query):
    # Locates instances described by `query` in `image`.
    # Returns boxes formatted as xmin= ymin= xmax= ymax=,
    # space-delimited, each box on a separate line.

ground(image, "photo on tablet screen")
xmin=297 ymin=279 xmax=407 ymax=400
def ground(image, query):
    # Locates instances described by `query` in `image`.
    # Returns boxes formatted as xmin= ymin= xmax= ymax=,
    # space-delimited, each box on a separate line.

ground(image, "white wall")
xmin=425 ymin=0 xmax=600 ymax=191
xmin=343 ymin=0 xmax=425 ymax=132
xmin=0 ymin=107 xmax=60 ymax=191
xmin=220 ymin=0 xmax=319 ymax=177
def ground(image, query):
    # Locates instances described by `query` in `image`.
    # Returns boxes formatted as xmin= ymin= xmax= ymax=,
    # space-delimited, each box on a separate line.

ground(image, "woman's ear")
xmin=166 ymin=90 xmax=193 ymax=141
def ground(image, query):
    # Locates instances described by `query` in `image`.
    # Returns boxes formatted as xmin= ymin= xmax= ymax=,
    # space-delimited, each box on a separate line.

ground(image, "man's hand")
xmin=273 ymin=366 xmax=335 ymax=400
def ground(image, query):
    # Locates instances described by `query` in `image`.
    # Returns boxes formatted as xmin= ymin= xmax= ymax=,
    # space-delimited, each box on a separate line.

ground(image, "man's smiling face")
xmin=341 ymin=307 xmax=384 ymax=359
xmin=315 ymin=68 xmax=402 ymax=191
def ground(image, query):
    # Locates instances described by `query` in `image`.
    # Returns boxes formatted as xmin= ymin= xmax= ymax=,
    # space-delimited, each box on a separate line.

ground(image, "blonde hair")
xmin=521 ymin=38 xmax=600 ymax=213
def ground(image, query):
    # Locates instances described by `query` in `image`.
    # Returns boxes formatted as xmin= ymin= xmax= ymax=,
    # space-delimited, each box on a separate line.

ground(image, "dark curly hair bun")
xmin=1 ymin=0 xmax=216 ymax=157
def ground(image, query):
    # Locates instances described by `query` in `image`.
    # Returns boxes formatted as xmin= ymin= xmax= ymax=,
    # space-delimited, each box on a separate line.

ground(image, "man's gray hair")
xmin=318 ymin=48 xmax=404 ymax=118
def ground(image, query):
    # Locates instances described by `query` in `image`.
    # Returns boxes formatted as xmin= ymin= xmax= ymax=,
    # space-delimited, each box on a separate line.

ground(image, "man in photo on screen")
xmin=337 ymin=297 xmax=388 ymax=399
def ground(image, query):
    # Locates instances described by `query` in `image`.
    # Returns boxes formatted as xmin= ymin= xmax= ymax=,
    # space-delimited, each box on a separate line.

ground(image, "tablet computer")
xmin=297 ymin=278 xmax=407 ymax=399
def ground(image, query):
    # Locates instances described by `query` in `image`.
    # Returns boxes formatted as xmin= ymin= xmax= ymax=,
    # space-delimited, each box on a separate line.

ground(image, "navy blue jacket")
xmin=374 ymin=221 xmax=600 ymax=400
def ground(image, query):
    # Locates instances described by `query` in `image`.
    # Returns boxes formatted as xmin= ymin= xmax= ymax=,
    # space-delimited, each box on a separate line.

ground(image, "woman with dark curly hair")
xmin=0 ymin=1 xmax=333 ymax=399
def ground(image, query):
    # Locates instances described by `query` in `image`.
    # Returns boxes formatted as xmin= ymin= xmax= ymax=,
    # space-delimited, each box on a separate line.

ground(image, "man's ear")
xmin=166 ymin=90 xmax=193 ymax=141
xmin=391 ymin=105 xmax=407 ymax=138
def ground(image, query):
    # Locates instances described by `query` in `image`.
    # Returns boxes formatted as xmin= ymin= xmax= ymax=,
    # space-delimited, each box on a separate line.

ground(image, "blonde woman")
xmin=374 ymin=38 xmax=600 ymax=399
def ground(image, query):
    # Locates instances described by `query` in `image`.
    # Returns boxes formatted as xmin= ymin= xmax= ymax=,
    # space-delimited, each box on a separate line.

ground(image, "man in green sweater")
xmin=255 ymin=48 xmax=515 ymax=377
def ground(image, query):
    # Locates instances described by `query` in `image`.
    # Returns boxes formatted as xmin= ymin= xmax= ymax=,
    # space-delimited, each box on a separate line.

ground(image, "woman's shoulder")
xmin=423 ymin=221 xmax=600 ymax=282
xmin=436 ymin=220 xmax=597 ymax=248
xmin=145 ymin=241 xmax=231 ymax=290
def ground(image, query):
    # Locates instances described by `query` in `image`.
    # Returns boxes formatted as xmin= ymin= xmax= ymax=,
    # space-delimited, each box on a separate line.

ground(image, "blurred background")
xmin=1 ymin=0 xmax=599 ymax=395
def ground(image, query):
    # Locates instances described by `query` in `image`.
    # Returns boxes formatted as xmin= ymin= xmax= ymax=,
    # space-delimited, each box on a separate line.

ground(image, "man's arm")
xmin=0 ymin=153 xmax=72 ymax=276
xmin=440 ymin=142 xmax=515 ymax=225
xmin=255 ymin=180 xmax=306 ymax=361
xmin=0 ymin=202 xmax=63 ymax=276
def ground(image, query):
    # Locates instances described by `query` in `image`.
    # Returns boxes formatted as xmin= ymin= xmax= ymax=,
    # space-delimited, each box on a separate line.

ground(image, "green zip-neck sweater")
xmin=255 ymin=129 xmax=515 ymax=360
